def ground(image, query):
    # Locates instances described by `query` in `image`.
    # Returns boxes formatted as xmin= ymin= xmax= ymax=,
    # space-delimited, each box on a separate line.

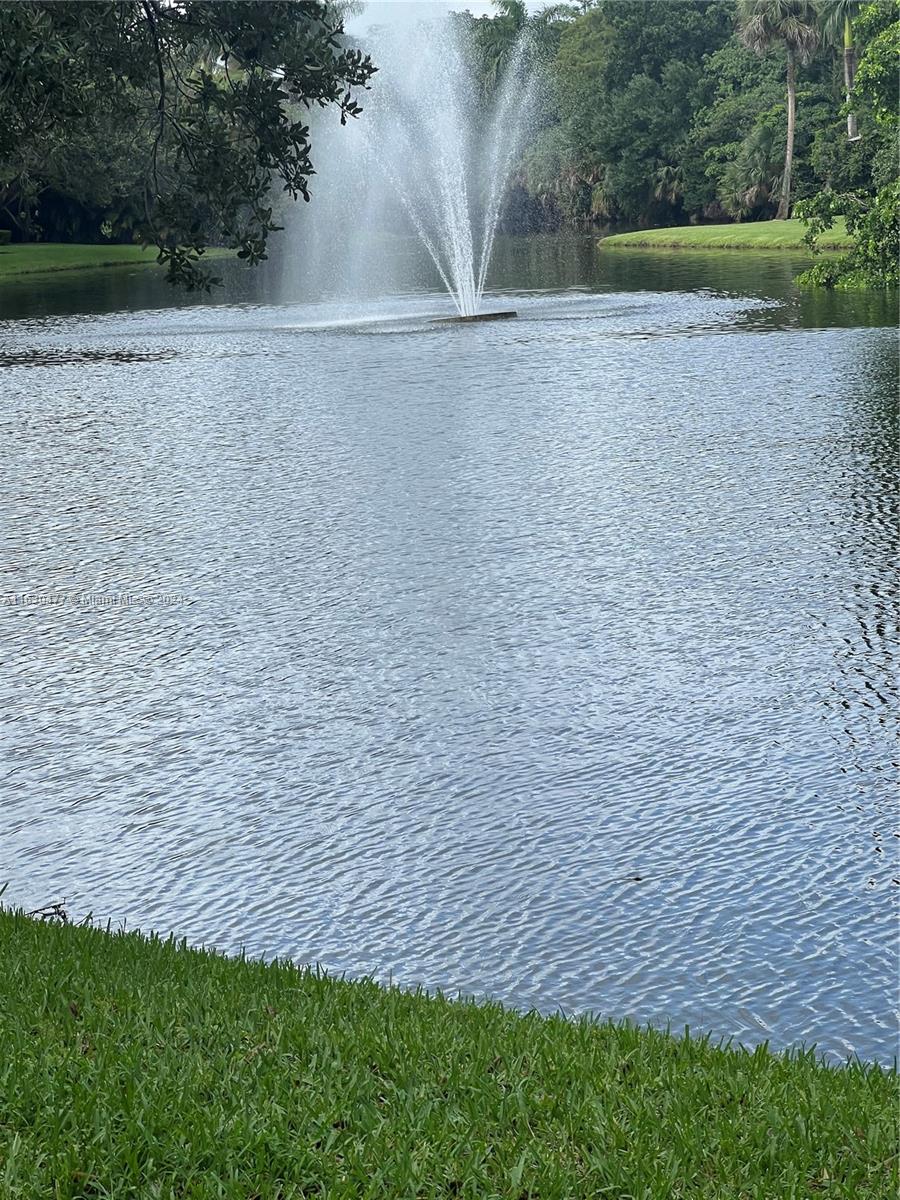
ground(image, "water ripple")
xmin=1 ymin=284 xmax=897 ymax=1064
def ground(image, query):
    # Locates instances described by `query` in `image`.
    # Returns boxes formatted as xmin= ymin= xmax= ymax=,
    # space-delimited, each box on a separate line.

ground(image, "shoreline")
xmin=0 ymin=242 xmax=233 ymax=280
xmin=600 ymin=218 xmax=852 ymax=252
xmin=3 ymin=908 xmax=896 ymax=1196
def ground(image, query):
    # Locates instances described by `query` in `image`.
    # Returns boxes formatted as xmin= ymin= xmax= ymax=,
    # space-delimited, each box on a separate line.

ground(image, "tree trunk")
xmin=776 ymin=50 xmax=796 ymax=221
xmin=844 ymin=17 xmax=858 ymax=140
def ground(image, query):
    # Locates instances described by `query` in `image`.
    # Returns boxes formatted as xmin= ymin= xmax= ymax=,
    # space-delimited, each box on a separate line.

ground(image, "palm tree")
xmin=819 ymin=0 xmax=862 ymax=140
xmin=737 ymin=0 xmax=819 ymax=219
xmin=535 ymin=2 xmax=583 ymax=23
xmin=481 ymin=0 xmax=528 ymax=92
xmin=479 ymin=0 xmax=579 ymax=94
xmin=718 ymin=125 xmax=783 ymax=219
xmin=653 ymin=163 xmax=684 ymax=207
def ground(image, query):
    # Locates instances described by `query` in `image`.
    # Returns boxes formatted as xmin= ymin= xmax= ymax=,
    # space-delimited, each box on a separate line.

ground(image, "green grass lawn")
xmin=601 ymin=218 xmax=852 ymax=251
xmin=0 ymin=910 xmax=895 ymax=1199
xmin=0 ymin=242 xmax=232 ymax=278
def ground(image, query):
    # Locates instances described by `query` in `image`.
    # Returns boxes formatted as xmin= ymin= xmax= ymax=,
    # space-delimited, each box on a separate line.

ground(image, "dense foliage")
xmin=458 ymin=0 xmax=897 ymax=286
xmin=796 ymin=1 xmax=899 ymax=285
xmin=1 ymin=910 xmax=896 ymax=1198
xmin=2 ymin=0 xmax=896 ymax=287
xmin=0 ymin=0 xmax=373 ymax=287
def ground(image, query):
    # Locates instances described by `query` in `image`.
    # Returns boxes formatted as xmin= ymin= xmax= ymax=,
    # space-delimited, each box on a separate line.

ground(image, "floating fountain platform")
xmin=435 ymin=310 xmax=517 ymax=324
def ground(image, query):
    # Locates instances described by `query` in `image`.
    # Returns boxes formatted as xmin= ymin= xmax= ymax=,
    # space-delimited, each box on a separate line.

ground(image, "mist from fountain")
xmin=283 ymin=15 xmax=538 ymax=318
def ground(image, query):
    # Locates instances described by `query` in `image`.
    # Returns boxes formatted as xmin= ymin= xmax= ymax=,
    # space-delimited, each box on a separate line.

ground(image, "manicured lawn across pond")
xmin=0 ymin=242 xmax=232 ymax=278
xmin=601 ymin=218 xmax=852 ymax=251
xmin=0 ymin=910 xmax=895 ymax=1199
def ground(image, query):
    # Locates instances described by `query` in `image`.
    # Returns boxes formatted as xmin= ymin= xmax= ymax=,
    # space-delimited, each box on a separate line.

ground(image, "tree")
xmin=472 ymin=0 xmax=578 ymax=96
xmin=717 ymin=121 xmax=784 ymax=218
xmin=737 ymin=0 xmax=819 ymax=218
xmin=477 ymin=0 xmax=529 ymax=92
xmin=0 ymin=1 xmax=375 ymax=287
xmin=554 ymin=2 xmax=733 ymax=223
xmin=494 ymin=0 xmax=893 ymax=235
xmin=796 ymin=1 xmax=899 ymax=286
xmin=819 ymin=0 xmax=863 ymax=138
xmin=679 ymin=38 xmax=785 ymax=217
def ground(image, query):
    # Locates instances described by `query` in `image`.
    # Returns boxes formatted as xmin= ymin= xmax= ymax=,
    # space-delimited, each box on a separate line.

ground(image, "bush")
xmin=797 ymin=181 xmax=900 ymax=288
xmin=0 ymin=230 xmax=10 ymax=245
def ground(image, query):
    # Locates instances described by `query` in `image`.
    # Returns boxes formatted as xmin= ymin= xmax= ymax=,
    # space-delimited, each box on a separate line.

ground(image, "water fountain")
xmin=366 ymin=21 xmax=534 ymax=320
xmin=284 ymin=13 xmax=537 ymax=320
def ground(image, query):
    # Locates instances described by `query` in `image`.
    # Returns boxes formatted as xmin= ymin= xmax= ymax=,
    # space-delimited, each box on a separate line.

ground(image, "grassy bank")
xmin=0 ymin=911 xmax=895 ymax=1199
xmin=601 ymin=218 xmax=852 ymax=251
xmin=0 ymin=242 xmax=232 ymax=278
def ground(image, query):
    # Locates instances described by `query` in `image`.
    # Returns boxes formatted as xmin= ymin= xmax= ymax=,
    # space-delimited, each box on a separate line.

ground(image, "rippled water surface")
xmin=2 ymin=239 xmax=897 ymax=1062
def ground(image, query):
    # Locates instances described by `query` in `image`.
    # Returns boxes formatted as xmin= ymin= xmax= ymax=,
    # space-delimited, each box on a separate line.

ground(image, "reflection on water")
xmin=1 ymin=240 xmax=897 ymax=1063
xmin=0 ymin=346 xmax=178 ymax=368
xmin=5 ymin=233 xmax=898 ymax=330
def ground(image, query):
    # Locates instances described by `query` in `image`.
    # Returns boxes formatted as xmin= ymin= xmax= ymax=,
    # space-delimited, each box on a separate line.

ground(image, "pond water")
xmin=2 ymin=237 xmax=897 ymax=1063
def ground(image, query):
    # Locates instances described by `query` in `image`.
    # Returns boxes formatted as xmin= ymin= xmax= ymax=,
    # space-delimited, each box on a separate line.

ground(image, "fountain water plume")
xmin=283 ymin=16 xmax=538 ymax=318
xmin=476 ymin=36 xmax=535 ymax=305
xmin=364 ymin=22 xmax=538 ymax=317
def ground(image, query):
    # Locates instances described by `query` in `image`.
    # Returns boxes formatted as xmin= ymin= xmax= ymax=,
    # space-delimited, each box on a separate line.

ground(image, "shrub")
xmin=797 ymin=181 xmax=900 ymax=288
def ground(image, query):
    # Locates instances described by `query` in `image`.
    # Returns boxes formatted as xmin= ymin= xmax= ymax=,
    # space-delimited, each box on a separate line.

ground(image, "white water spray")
xmin=363 ymin=23 xmax=537 ymax=316
xmin=284 ymin=16 xmax=538 ymax=316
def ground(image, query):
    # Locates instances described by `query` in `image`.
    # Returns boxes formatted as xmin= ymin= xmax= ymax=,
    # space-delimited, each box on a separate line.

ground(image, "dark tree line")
xmin=462 ymin=1 xmax=893 ymax=228
xmin=454 ymin=0 xmax=896 ymax=285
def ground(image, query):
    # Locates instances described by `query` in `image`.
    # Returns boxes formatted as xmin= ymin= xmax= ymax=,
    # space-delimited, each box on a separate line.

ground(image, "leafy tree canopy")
xmin=470 ymin=0 xmax=897 ymax=286
xmin=0 ymin=1 xmax=374 ymax=287
xmin=4 ymin=0 xmax=896 ymax=288
xmin=796 ymin=0 xmax=899 ymax=287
